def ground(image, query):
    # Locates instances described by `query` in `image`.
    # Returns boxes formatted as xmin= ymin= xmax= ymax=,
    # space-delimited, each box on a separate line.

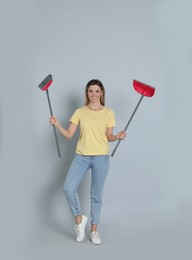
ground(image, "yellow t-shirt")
xmin=69 ymin=106 xmax=116 ymax=155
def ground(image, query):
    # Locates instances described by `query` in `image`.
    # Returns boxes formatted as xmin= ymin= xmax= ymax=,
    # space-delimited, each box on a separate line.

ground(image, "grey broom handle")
xmin=111 ymin=95 xmax=144 ymax=157
xmin=46 ymin=90 xmax=61 ymax=158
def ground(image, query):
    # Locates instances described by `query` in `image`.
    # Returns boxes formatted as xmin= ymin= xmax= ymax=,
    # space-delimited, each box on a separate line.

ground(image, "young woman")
xmin=50 ymin=79 xmax=126 ymax=245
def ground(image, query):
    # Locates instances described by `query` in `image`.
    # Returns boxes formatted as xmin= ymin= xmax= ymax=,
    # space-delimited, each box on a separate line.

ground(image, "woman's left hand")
xmin=116 ymin=130 xmax=126 ymax=140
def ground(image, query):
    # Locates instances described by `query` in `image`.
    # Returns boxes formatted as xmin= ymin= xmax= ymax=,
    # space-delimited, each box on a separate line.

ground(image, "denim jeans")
xmin=63 ymin=154 xmax=109 ymax=225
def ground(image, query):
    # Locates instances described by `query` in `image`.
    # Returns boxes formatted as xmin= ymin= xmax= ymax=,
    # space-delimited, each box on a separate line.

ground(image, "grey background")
xmin=0 ymin=0 xmax=192 ymax=259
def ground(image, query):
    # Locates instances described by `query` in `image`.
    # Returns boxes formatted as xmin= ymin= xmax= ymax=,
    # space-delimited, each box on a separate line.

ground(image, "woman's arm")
xmin=106 ymin=127 xmax=126 ymax=142
xmin=50 ymin=116 xmax=78 ymax=139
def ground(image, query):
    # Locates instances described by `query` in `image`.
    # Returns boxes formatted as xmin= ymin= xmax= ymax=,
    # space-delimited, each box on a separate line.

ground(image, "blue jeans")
xmin=63 ymin=154 xmax=109 ymax=225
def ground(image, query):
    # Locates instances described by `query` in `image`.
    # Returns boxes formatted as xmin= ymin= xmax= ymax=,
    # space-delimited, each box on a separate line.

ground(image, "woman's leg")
xmin=90 ymin=155 xmax=109 ymax=230
xmin=63 ymin=154 xmax=91 ymax=222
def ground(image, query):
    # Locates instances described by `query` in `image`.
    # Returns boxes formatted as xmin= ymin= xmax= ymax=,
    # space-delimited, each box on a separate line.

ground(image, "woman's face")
xmin=87 ymin=85 xmax=103 ymax=104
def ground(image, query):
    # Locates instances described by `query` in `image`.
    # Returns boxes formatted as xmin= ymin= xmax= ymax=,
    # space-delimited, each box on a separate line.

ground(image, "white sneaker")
xmin=74 ymin=215 xmax=88 ymax=242
xmin=90 ymin=231 xmax=102 ymax=245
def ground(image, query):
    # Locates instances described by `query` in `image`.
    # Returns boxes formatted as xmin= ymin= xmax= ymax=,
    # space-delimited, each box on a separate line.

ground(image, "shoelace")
xmin=74 ymin=225 xmax=79 ymax=235
xmin=91 ymin=231 xmax=100 ymax=239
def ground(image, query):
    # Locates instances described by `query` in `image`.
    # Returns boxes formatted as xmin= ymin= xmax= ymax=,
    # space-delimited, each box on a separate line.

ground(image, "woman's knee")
xmin=63 ymin=183 xmax=75 ymax=197
xmin=63 ymin=183 xmax=70 ymax=195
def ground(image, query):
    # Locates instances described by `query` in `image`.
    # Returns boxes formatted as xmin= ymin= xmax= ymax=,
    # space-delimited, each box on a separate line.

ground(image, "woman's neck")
xmin=87 ymin=103 xmax=104 ymax=111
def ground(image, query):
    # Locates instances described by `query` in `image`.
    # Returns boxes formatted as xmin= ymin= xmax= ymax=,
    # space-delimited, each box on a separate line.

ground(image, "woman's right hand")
xmin=50 ymin=116 xmax=60 ymax=128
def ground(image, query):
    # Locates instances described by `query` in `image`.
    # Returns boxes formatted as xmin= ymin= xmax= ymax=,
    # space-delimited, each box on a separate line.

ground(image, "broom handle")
xmin=111 ymin=95 xmax=144 ymax=157
xmin=46 ymin=90 xmax=61 ymax=158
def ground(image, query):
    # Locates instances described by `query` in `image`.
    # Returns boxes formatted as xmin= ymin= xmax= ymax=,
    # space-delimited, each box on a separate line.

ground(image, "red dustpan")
xmin=38 ymin=75 xmax=61 ymax=158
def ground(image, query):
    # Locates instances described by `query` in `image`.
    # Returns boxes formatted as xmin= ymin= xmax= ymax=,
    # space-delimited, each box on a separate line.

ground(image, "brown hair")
xmin=84 ymin=79 xmax=105 ymax=106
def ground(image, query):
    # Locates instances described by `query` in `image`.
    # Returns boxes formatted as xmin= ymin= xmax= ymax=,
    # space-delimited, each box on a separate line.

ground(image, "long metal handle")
xmin=111 ymin=95 xmax=144 ymax=157
xmin=46 ymin=90 xmax=61 ymax=158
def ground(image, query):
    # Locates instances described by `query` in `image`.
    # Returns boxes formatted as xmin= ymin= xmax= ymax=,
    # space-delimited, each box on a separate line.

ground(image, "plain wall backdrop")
xmin=0 ymin=0 xmax=192 ymax=259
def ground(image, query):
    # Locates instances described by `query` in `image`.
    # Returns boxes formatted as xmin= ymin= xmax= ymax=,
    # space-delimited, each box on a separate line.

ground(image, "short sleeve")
xmin=69 ymin=109 xmax=80 ymax=125
xmin=107 ymin=109 xmax=116 ymax=128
